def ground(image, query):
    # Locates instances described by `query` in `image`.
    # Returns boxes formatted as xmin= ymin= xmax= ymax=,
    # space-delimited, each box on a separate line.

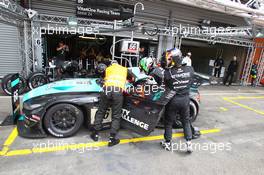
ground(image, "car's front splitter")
xmin=17 ymin=119 xmax=47 ymax=138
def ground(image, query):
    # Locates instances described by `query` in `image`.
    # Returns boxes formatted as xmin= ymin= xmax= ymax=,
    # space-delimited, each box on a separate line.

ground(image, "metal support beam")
xmin=256 ymin=47 xmax=264 ymax=85
xmin=167 ymin=0 xmax=264 ymax=26
xmin=23 ymin=20 xmax=33 ymax=76
xmin=0 ymin=0 xmax=27 ymax=18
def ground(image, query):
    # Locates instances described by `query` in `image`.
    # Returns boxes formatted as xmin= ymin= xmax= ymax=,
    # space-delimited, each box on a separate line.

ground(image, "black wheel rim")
xmin=31 ymin=76 xmax=47 ymax=88
xmin=50 ymin=108 xmax=77 ymax=133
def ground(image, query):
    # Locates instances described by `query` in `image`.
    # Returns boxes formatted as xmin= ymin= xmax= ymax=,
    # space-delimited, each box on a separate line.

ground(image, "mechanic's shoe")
xmin=186 ymin=141 xmax=193 ymax=154
xmin=192 ymin=130 xmax=201 ymax=139
xmin=90 ymin=132 xmax=99 ymax=142
xmin=108 ymin=137 xmax=120 ymax=147
xmin=160 ymin=141 xmax=172 ymax=151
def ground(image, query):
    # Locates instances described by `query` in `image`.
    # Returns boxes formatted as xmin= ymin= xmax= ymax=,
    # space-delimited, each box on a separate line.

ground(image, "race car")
xmin=17 ymin=67 xmax=203 ymax=138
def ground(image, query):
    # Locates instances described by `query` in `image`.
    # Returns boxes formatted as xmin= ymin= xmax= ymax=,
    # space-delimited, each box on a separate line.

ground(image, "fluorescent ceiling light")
xmin=79 ymin=36 xmax=106 ymax=40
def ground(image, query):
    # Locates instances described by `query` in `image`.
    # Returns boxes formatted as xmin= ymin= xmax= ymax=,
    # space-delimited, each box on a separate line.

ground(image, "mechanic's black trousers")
xmin=214 ymin=67 xmax=222 ymax=78
xmin=164 ymin=95 xmax=192 ymax=141
xmin=223 ymin=72 xmax=234 ymax=85
xmin=94 ymin=87 xmax=123 ymax=136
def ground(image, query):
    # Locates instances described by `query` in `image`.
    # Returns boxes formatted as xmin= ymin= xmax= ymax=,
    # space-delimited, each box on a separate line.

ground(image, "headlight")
xmin=23 ymin=102 xmax=43 ymax=111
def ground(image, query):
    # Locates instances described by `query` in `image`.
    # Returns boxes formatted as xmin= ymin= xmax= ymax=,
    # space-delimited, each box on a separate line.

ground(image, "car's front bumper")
xmin=17 ymin=115 xmax=47 ymax=138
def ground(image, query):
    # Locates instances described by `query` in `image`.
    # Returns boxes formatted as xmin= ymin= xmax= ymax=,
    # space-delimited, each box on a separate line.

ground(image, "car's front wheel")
xmin=44 ymin=104 xmax=84 ymax=138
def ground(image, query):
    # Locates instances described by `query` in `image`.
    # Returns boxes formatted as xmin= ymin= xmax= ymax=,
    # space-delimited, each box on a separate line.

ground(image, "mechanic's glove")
xmin=96 ymin=78 xmax=104 ymax=87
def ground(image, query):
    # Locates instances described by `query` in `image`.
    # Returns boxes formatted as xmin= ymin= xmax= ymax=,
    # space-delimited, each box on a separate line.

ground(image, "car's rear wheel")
xmin=44 ymin=104 xmax=84 ymax=138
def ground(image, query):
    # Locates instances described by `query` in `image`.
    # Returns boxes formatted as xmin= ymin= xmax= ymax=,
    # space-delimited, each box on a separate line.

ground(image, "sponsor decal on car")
xmin=122 ymin=109 xmax=149 ymax=131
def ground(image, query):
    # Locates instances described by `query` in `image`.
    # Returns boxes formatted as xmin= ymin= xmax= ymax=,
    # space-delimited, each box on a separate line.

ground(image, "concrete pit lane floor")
xmin=0 ymin=86 xmax=263 ymax=175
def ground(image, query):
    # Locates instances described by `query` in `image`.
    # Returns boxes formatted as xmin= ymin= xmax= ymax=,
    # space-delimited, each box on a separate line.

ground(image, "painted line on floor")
xmin=201 ymin=92 xmax=264 ymax=96
xmin=227 ymin=96 xmax=264 ymax=100
xmin=0 ymin=127 xmax=18 ymax=155
xmin=223 ymin=97 xmax=264 ymax=115
xmin=3 ymin=128 xmax=221 ymax=157
xmin=220 ymin=107 xmax=228 ymax=112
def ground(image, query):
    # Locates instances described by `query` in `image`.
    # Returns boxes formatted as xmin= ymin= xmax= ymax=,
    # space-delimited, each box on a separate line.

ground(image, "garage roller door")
xmin=0 ymin=23 xmax=22 ymax=77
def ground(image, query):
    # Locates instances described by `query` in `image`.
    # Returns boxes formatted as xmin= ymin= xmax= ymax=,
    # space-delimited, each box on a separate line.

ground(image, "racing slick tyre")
xmin=27 ymin=72 xmax=49 ymax=90
xmin=1 ymin=73 xmax=27 ymax=96
xmin=189 ymin=100 xmax=198 ymax=123
xmin=44 ymin=104 xmax=84 ymax=138
xmin=173 ymin=100 xmax=198 ymax=128
xmin=157 ymin=100 xmax=198 ymax=128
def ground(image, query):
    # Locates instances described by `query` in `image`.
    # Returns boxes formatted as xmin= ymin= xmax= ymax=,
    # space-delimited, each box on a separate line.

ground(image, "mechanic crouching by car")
xmin=90 ymin=60 xmax=128 ymax=147
xmin=161 ymin=48 xmax=195 ymax=153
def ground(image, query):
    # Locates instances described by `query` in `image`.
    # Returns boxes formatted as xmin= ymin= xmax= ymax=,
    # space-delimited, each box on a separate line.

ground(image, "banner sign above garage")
xmin=76 ymin=0 xmax=134 ymax=21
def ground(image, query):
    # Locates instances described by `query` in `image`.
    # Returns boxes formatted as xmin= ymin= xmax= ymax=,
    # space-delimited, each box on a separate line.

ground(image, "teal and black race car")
xmin=17 ymin=67 xmax=205 ymax=138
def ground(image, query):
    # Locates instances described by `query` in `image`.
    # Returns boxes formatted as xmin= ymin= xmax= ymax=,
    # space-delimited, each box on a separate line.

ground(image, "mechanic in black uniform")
xmin=160 ymin=51 xmax=201 ymax=140
xmin=161 ymin=48 xmax=194 ymax=153
xmin=223 ymin=56 xmax=238 ymax=86
xmin=214 ymin=56 xmax=224 ymax=78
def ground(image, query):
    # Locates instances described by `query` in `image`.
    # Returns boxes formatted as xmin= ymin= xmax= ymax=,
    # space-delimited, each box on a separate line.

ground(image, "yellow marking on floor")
xmin=5 ymin=149 xmax=32 ymax=156
xmin=223 ymin=97 xmax=264 ymax=115
xmin=228 ymin=96 xmax=264 ymax=100
xmin=3 ymin=127 xmax=18 ymax=146
xmin=0 ymin=127 xmax=18 ymax=155
xmin=0 ymin=147 xmax=9 ymax=156
xmin=220 ymin=107 xmax=228 ymax=112
xmin=3 ymin=128 xmax=221 ymax=157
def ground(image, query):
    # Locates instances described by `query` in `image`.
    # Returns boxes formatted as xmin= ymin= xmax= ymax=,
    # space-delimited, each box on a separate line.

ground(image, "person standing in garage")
xmin=161 ymin=48 xmax=194 ymax=153
xmin=250 ymin=60 xmax=258 ymax=87
xmin=182 ymin=52 xmax=192 ymax=66
xmin=223 ymin=56 xmax=238 ymax=86
xmin=90 ymin=61 xmax=128 ymax=147
xmin=214 ymin=56 xmax=224 ymax=78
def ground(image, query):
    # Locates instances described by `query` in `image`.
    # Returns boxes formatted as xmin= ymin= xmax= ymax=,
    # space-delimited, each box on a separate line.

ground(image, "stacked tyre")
xmin=1 ymin=72 xmax=49 ymax=96
xmin=1 ymin=73 xmax=27 ymax=95
xmin=27 ymin=72 xmax=49 ymax=90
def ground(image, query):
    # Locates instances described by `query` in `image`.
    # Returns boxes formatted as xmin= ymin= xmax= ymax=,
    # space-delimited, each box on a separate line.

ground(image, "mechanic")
xmin=214 ymin=56 xmax=224 ymax=78
xmin=161 ymin=48 xmax=195 ymax=153
xmin=56 ymin=41 xmax=69 ymax=77
xmin=250 ymin=60 xmax=258 ymax=87
xmin=223 ymin=56 xmax=238 ymax=86
xmin=182 ymin=52 xmax=192 ymax=67
xmin=90 ymin=60 xmax=128 ymax=147
xmin=159 ymin=50 xmax=201 ymax=140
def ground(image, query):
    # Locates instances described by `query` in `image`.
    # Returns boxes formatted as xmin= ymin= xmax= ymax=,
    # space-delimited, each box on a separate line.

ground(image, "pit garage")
xmin=0 ymin=0 xmax=264 ymax=175
xmin=1 ymin=86 xmax=264 ymax=174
